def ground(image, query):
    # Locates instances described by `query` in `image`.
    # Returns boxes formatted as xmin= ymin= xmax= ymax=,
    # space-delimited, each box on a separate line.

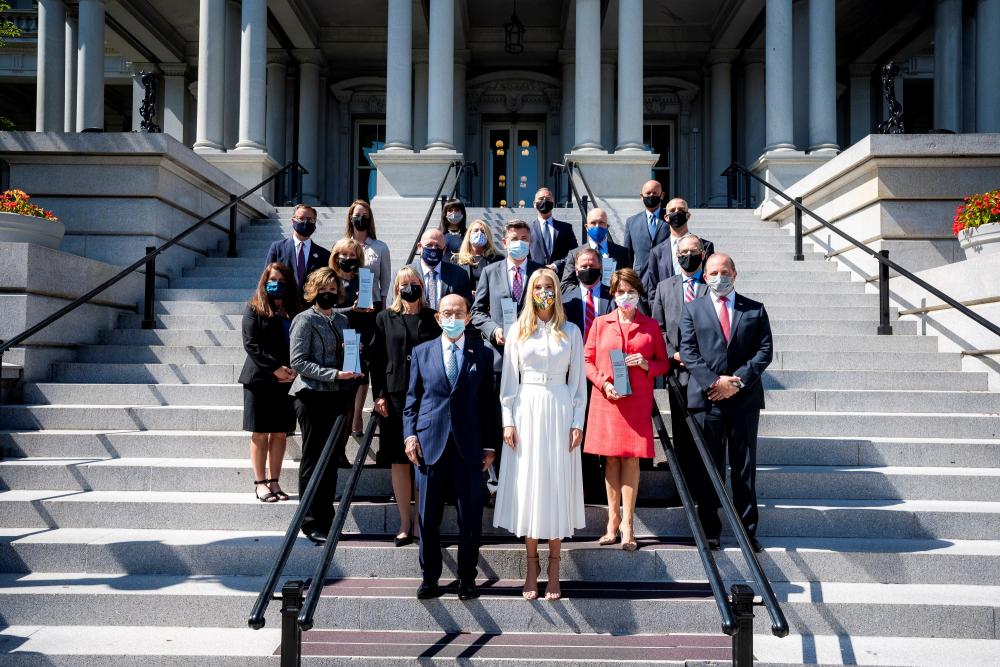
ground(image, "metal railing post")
xmin=227 ymin=195 xmax=238 ymax=258
xmin=279 ymin=579 xmax=304 ymax=667
xmin=730 ymin=584 xmax=755 ymax=667
xmin=141 ymin=246 xmax=156 ymax=330
xmin=726 ymin=171 xmax=734 ymax=209
xmin=793 ymin=197 xmax=804 ymax=261
xmin=878 ymin=249 xmax=893 ymax=335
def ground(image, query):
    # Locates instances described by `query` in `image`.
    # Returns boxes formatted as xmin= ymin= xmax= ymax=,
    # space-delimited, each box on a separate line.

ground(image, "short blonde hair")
xmin=302 ymin=267 xmax=341 ymax=304
xmin=516 ymin=268 xmax=568 ymax=343
xmin=329 ymin=238 xmax=366 ymax=278
xmin=453 ymin=219 xmax=498 ymax=265
xmin=389 ymin=266 xmax=425 ymax=314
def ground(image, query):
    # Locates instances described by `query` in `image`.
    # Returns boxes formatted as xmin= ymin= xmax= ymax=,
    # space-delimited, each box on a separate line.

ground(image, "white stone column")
xmin=560 ymin=54 xmax=575 ymax=156
xmin=453 ymin=59 xmax=467 ymax=155
xmin=616 ymin=0 xmax=644 ymax=151
xmin=64 ymin=14 xmax=77 ymax=131
xmin=384 ymin=0 xmax=413 ymax=150
xmin=223 ymin=0 xmax=241 ymax=149
xmin=265 ymin=52 xmax=288 ymax=164
xmin=296 ymin=51 xmax=322 ymax=202
xmin=743 ymin=52 xmax=766 ymax=165
xmin=808 ymin=0 xmax=837 ymax=153
xmin=234 ymin=0 xmax=267 ymax=151
xmin=412 ymin=55 xmax=428 ymax=151
xmin=934 ymin=0 xmax=963 ymax=131
xmin=194 ymin=0 xmax=226 ymax=152
xmin=161 ymin=63 xmax=187 ymax=142
xmin=765 ymin=0 xmax=795 ymax=151
xmin=849 ymin=64 xmax=873 ymax=144
xmin=600 ymin=58 xmax=615 ymax=152
xmin=976 ymin=0 xmax=1000 ymax=132
xmin=708 ymin=52 xmax=733 ymax=203
xmin=573 ymin=0 xmax=602 ymax=150
xmin=425 ymin=0 xmax=455 ymax=150
xmin=75 ymin=0 xmax=105 ymax=132
xmin=36 ymin=0 xmax=66 ymax=132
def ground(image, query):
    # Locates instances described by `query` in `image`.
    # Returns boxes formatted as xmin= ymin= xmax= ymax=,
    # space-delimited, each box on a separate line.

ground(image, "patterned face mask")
xmin=532 ymin=289 xmax=555 ymax=311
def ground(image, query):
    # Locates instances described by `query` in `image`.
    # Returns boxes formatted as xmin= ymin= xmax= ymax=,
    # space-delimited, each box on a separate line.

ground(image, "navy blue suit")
xmin=403 ymin=335 xmax=497 ymax=584
xmin=679 ymin=292 xmax=773 ymax=540
xmin=622 ymin=209 xmax=673 ymax=284
xmin=264 ymin=238 xmax=330 ymax=294
xmin=643 ymin=237 xmax=715 ymax=297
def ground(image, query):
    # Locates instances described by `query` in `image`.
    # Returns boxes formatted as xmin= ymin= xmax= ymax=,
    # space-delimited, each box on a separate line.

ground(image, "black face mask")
xmin=642 ymin=194 xmax=662 ymax=209
xmin=351 ymin=216 xmax=370 ymax=232
xmin=677 ymin=253 xmax=703 ymax=273
xmin=315 ymin=292 xmax=338 ymax=309
xmin=535 ymin=200 xmax=554 ymax=215
xmin=292 ymin=220 xmax=316 ymax=238
xmin=399 ymin=284 xmax=423 ymax=303
xmin=337 ymin=258 xmax=360 ymax=273
xmin=576 ymin=267 xmax=601 ymax=286
xmin=667 ymin=210 xmax=689 ymax=229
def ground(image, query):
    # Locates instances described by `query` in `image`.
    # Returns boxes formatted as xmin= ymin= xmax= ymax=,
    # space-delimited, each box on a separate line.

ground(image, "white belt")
xmin=521 ymin=371 xmax=565 ymax=386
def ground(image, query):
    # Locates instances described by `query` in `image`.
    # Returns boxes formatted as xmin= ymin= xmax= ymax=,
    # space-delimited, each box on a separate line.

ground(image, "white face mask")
xmin=446 ymin=211 xmax=464 ymax=224
xmin=615 ymin=293 xmax=640 ymax=310
xmin=706 ymin=274 xmax=735 ymax=297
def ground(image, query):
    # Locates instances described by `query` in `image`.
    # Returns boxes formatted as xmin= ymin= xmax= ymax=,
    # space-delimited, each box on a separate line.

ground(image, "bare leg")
xmin=352 ymin=384 xmax=368 ymax=433
xmin=250 ymin=432 xmax=274 ymax=501
xmin=267 ymin=433 xmax=288 ymax=499
xmin=599 ymin=456 xmax=623 ymax=544
xmin=620 ymin=457 xmax=641 ymax=550
xmin=523 ymin=538 xmax=540 ymax=600
xmin=545 ymin=539 xmax=562 ymax=600
xmin=391 ymin=463 xmax=414 ymax=538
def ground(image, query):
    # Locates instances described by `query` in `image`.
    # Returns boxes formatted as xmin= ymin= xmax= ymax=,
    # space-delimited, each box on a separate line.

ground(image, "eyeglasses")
xmin=293 ymin=217 xmax=316 ymax=224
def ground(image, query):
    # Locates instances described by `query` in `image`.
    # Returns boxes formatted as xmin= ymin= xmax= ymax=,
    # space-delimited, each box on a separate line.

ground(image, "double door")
xmin=484 ymin=123 xmax=544 ymax=208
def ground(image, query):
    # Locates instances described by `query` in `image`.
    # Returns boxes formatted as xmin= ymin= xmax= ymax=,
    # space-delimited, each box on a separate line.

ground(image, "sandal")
xmin=254 ymin=479 xmax=278 ymax=503
xmin=268 ymin=478 xmax=290 ymax=501
xmin=522 ymin=556 xmax=540 ymax=600
xmin=544 ymin=555 xmax=562 ymax=601
xmin=622 ymin=528 xmax=638 ymax=552
xmin=598 ymin=530 xmax=621 ymax=546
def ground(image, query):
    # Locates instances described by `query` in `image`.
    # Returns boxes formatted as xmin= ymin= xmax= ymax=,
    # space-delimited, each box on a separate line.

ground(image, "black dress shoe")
xmin=306 ymin=530 xmax=328 ymax=545
xmin=749 ymin=538 xmax=764 ymax=553
xmin=707 ymin=538 xmax=721 ymax=551
xmin=457 ymin=581 xmax=479 ymax=600
xmin=394 ymin=534 xmax=414 ymax=547
xmin=416 ymin=581 xmax=439 ymax=599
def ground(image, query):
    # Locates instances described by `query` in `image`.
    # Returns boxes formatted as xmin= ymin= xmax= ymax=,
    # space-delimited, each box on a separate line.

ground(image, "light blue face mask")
xmin=440 ymin=316 xmax=467 ymax=338
xmin=507 ymin=239 xmax=529 ymax=260
xmin=470 ymin=231 xmax=488 ymax=248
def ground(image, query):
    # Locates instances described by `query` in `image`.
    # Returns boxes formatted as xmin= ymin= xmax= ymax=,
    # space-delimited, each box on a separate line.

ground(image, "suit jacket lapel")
xmin=427 ymin=339 xmax=451 ymax=395
xmin=452 ymin=342 xmax=475 ymax=395
xmin=728 ymin=294 xmax=747 ymax=346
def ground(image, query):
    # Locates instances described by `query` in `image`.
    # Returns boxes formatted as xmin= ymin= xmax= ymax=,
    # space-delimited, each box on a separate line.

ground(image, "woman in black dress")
xmin=371 ymin=266 xmax=441 ymax=546
xmin=439 ymin=197 xmax=468 ymax=259
xmin=240 ymin=262 xmax=301 ymax=502
xmin=452 ymin=218 xmax=502 ymax=297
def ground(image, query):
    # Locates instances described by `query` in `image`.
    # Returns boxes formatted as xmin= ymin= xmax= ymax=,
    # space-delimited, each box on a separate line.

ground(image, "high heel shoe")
xmin=597 ymin=530 xmax=621 ymax=546
xmin=522 ymin=556 xmax=540 ymax=600
xmin=622 ymin=529 xmax=638 ymax=552
xmin=254 ymin=479 xmax=278 ymax=503
xmin=544 ymin=555 xmax=562 ymax=601
xmin=267 ymin=478 xmax=289 ymax=501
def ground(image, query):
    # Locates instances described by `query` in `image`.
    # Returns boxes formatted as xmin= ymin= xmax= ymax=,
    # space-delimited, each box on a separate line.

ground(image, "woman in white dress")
xmin=494 ymin=268 xmax=587 ymax=601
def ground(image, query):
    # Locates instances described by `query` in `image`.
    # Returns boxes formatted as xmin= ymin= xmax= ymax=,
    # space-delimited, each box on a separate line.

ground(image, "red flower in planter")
xmin=953 ymin=189 xmax=1000 ymax=236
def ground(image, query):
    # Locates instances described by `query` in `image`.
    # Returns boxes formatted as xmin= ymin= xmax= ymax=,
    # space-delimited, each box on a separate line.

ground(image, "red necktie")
xmin=684 ymin=278 xmax=696 ymax=303
xmin=718 ymin=295 xmax=731 ymax=342
xmin=584 ymin=288 xmax=596 ymax=335
xmin=511 ymin=266 xmax=523 ymax=302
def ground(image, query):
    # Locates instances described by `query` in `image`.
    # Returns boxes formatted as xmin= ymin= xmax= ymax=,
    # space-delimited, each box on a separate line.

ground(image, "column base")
xmin=571 ymin=143 xmax=606 ymax=152
xmin=750 ymin=149 xmax=836 ymax=212
xmin=614 ymin=142 xmax=647 ymax=152
xmin=808 ymin=144 xmax=840 ymax=156
xmin=232 ymin=141 xmax=268 ymax=153
xmin=423 ymin=142 xmax=457 ymax=151
xmin=192 ymin=141 xmax=226 ymax=154
xmin=563 ymin=149 xmax=658 ymax=200
xmin=381 ymin=142 xmax=414 ymax=151
xmin=369 ymin=149 xmax=462 ymax=203
xmin=200 ymin=151 xmax=281 ymax=201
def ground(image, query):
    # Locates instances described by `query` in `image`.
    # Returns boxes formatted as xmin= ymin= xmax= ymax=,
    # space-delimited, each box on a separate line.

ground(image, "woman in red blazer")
xmin=584 ymin=268 xmax=669 ymax=551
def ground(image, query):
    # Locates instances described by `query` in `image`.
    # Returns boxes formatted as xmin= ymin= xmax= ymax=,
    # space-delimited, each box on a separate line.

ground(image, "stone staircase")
xmin=1 ymin=207 xmax=999 ymax=665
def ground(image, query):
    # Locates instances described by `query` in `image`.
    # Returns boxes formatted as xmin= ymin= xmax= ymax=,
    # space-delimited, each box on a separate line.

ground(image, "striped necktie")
xmin=684 ymin=278 xmax=696 ymax=303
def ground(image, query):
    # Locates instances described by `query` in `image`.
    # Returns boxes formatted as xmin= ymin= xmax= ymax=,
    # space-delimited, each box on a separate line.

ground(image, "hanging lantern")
xmin=497 ymin=148 xmax=505 ymax=156
xmin=504 ymin=1 xmax=525 ymax=55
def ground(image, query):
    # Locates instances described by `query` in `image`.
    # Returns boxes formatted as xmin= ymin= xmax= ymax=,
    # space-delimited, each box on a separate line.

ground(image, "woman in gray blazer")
xmin=289 ymin=267 xmax=363 ymax=544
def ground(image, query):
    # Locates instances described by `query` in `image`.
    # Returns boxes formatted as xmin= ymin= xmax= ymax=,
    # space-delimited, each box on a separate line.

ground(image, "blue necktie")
xmin=647 ymin=212 xmax=658 ymax=240
xmin=446 ymin=343 xmax=459 ymax=388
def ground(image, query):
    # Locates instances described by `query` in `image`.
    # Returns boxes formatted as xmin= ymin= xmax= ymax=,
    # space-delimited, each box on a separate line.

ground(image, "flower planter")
xmin=0 ymin=211 xmax=65 ymax=249
xmin=959 ymin=223 xmax=1000 ymax=257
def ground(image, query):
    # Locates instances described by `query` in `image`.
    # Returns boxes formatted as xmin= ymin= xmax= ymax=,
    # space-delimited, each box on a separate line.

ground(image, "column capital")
xmin=707 ymin=49 xmax=739 ymax=66
xmin=127 ymin=60 xmax=159 ymax=77
xmin=292 ymin=49 xmax=324 ymax=66
xmin=267 ymin=49 xmax=290 ymax=66
xmin=159 ymin=62 xmax=188 ymax=77
xmin=741 ymin=49 xmax=765 ymax=66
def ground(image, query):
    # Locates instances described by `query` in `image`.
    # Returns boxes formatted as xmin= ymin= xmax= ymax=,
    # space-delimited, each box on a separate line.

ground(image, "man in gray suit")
xmin=651 ymin=234 xmax=709 ymax=486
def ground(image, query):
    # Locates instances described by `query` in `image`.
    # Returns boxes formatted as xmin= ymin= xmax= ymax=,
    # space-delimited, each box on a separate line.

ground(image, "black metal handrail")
xmin=565 ymin=157 xmax=599 ymax=211
xmin=726 ymin=162 xmax=1000 ymax=339
xmin=405 ymin=159 xmax=465 ymax=265
xmin=664 ymin=375 xmax=789 ymax=640
xmin=247 ymin=413 xmax=347 ymax=630
xmin=551 ymin=162 xmax=590 ymax=244
xmin=0 ymin=161 xmax=306 ymax=367
xmin=449 ymin=160 xmax=477 ymax=201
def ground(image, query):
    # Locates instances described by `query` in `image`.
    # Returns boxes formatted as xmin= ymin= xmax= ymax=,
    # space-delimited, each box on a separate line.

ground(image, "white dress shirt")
xmin=438 ymin=333 xmax=494 ymax=452
xmin=293 ymin=238 xmax=312 ymax=262
xmin=670 ymin=236 xmax=683 ymax=275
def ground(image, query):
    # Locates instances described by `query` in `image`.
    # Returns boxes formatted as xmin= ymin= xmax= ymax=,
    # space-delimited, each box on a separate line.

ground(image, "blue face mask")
xmin=422 ymin=246 xmax=443 ymax=267
xmin=507 ymin=239 xmax=529 ymax=260
xmin=265 ymin=279 xmax=285 ymax=295
xmin=439 ymin=316 xmax=467 ymax=339
xmin=470 ymin=231 xmax=487 ymax=248
xmin=587 ymin=226 xmax=608 ymax=244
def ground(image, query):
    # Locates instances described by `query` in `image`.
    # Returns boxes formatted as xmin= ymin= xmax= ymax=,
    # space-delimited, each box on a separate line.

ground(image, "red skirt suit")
xmin=583 ymin=311 xmax=670 ymax=458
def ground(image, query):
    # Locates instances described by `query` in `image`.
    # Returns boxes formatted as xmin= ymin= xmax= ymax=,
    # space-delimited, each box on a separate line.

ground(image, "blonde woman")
xmin=344 ymin=200 xmax=392 ymax=309
xmin=493 ymin=268 xmax=587 ymax=601
xmin=370 ymin=267 xmax=442 ymax=546
xmin=451 ymin=219 xmax=501 ymax=295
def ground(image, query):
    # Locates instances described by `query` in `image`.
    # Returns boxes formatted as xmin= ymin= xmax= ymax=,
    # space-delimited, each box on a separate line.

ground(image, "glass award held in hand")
xmin=602 ymin=257 xmax=617 ymax=287
xmin=357 ymin=268 xmax=374 ymax=310
xmin=500 ymin=297 xmax=517 ymax=334
xmin=343 ymin=329 xmax=361 ymax=373
xmin=609 ymin=349 xmax=632 ymax=396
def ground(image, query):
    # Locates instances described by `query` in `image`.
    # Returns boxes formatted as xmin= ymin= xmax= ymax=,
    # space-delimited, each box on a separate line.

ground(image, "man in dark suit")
xmin=404 ymin=294 xmax=497 ymax=600
xmin=558 ymin=208 xmax=631 ymax=287
xmin=643 ymin=198 xmax=716 ymax=296
xmin=264 ymin=204 xmax=331 ymax=298
xmin=679 ymin=253 xmax=773 ymax=553
xmin=408 ymin=228 xmax=472 ymax=307
xmin=622 ymin=180 xmax=672 ymax=287
xmin=561 ymin=247 xmax=616 ymax=503
xmin=529 ymin=186 xmax=577 ymax=268
xmin=651 ymin=233 xmax=709 ymax=485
